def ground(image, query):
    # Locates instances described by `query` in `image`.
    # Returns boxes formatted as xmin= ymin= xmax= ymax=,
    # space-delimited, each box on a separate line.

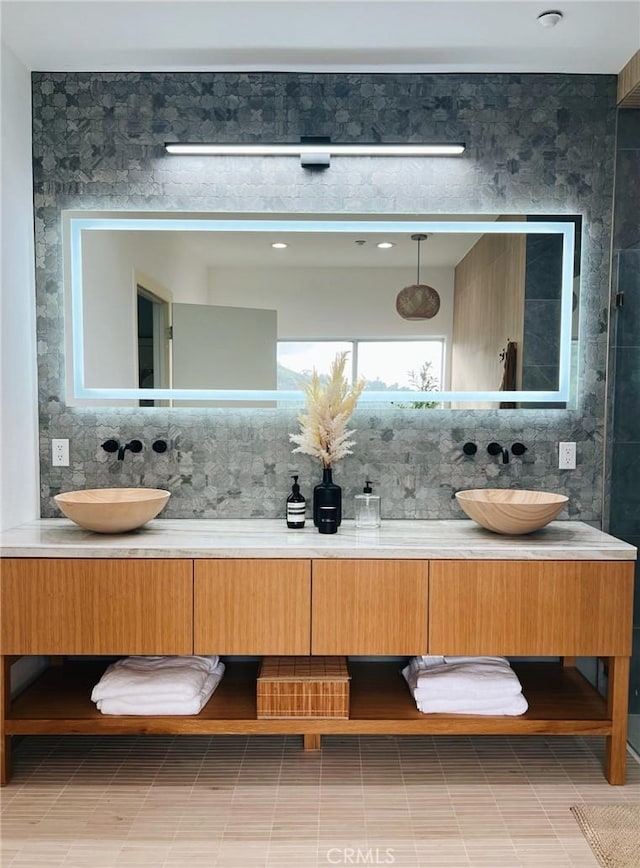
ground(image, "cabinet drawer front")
xmin=194 ymin=559 xmax=311 ymax=655
xmin=429 ymin=560 xmax=634 ymax=656
xmin=312 ymin=560 xmax=428 ymax=655
xmin=1 ymin=558 xmax=193 ymax=655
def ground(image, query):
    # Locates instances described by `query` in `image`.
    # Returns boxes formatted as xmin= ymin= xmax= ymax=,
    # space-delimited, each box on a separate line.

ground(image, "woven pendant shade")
xmin=395 ymin=234 xmax=440 ymax=320
xmin=396 ymin=283 xmax=441 ymax=320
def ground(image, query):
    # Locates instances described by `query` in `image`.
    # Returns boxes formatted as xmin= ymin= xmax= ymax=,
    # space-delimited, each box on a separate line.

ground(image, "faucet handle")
xmin=101 ymin=439 xmax=119 ymax=454
xmin=512 ymin=442 xmax=527 ymax=456
xmin=127 ymin=440 xmax=143 ymax=454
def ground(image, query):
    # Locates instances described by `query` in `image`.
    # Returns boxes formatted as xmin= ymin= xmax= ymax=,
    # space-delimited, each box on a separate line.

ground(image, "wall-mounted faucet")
xmin=101 ymin=439 xmax=143 ymax=461
xmin=117 ymin=439 xmax=143 ymax=461
xmin=488 ymin=442 xmax=509 ymax=463
xmin=487 ymin=442 xmax=527 ymax=464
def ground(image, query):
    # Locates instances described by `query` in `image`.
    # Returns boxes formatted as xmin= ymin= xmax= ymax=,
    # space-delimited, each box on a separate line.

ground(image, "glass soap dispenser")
xmin=355 ymin=480 xmax=381 ymax=529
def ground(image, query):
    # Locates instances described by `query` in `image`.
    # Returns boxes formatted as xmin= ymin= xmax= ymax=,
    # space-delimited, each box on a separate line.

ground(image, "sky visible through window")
xmin=277 ymin=340 xmax=444 ymax=392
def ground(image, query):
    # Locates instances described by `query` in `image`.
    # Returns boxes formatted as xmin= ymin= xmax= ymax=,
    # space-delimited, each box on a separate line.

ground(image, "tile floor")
xmin=2 ymin=734 xmax=640 ymax=868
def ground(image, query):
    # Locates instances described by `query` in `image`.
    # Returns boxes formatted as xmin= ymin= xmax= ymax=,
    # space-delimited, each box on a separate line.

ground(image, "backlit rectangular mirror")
xmin=63 ymin=212 xmax=580 ymax=408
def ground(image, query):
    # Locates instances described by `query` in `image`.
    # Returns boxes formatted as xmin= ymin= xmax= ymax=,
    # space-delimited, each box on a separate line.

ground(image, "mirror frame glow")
xmin=64 ymin=214 xmax=576 ymax=405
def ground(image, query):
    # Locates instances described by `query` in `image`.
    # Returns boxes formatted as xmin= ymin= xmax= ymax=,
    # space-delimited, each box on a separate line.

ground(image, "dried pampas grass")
xmin=289 ymin=352 xmax=365 ymax=468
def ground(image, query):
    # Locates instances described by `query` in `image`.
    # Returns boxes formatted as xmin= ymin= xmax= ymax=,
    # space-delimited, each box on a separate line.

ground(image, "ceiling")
xmin=2 ymin=0 xmax=638 ymax=75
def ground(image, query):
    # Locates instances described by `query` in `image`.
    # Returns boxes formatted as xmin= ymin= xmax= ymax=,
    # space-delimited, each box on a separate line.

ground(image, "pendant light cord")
xmin=410 ymin=233 xmax=427 ymax=284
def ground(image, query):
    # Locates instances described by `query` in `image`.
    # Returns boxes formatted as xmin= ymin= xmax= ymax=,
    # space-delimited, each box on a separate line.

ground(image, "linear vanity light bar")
xmin=164 ymin=143 xmax=466 ymax=156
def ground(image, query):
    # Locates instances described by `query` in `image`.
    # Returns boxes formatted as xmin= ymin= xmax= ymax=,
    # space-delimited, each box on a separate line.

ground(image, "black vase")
xmin=313 ymin=467 xmax=342 ymax=529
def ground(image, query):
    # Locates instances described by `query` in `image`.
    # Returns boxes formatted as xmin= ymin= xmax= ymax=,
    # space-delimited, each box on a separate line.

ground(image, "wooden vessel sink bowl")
xmin=455 ymin=488 xmax=568 ymax=535
xmin=54 ymin=488 xmax=171 ymax=533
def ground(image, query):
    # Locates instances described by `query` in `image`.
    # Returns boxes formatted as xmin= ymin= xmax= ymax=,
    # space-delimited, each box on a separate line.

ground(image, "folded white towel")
xmin=403 ymin=656 xmax=523 ymax=700
xmin=416 ymin=655 xmax=446 ymax=667
xmin=416 ymin=692 xmax=528 ymax=716
xmin=96 ymin=661 xmax=225 ymax=715
xmin=401 ymin=656 xmax=527 ymax=717
xmin=91 ymin=655 xmax=220 ymax=703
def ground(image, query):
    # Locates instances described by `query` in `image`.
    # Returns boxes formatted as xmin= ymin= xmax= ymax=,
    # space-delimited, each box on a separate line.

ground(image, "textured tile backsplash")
xmin=32 ymin=72 xmax=617 ymax=521
xmin=608 ymin=108 xmax=640 ymax=712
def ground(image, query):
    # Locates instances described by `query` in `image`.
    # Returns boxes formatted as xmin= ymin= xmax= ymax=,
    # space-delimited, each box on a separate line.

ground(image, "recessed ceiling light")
xmin=537 ymin=10 xmax=563 ymax=27
xmin=271 ymin=242 xmax=288 ymax=249
xmin=377 ymin=242 xmax=395 ymax=249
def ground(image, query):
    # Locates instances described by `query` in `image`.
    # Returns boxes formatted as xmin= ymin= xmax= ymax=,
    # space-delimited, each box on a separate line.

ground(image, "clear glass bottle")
xmin=355 ymin=480 xmax=381 ymax=529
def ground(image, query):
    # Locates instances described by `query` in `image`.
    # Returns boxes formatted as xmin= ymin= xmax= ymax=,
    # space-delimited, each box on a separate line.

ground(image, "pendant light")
xmin=395 ymin=234 xmax=441 ymax=320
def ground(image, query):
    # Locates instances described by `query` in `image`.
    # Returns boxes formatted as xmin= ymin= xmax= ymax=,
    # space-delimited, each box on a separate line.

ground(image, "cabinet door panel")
xmin=1 ymin=558 xmax=193 ymax=655
xmin=429 ymin=560 xmax=634 ymax=656
xmin=312 ymin=560 xmax=428 ymax=655
xmin=194 ymin=559 xmax=311 ymax=654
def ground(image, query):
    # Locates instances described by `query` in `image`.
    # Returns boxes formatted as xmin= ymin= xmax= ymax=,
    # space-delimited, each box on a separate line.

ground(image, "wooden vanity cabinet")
xmin=0 ymin=552 xmax=634 ymax=787
xmin=429 ymin=560 xmax=633 ymax=656
xmin=194 ymin=559 xmax=311 ymax=654
xmin=311 ymin=559 xmax=428 ymax=654
xmin=1 ymin=558 xmax=193 ymax=655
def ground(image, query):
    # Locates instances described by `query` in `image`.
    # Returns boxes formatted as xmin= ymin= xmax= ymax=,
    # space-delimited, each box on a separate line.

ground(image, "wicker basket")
xmin=257 ymin=656 xmax=350 ymax=719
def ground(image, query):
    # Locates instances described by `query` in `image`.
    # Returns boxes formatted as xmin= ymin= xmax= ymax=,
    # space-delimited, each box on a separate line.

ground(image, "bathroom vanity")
xmin=0 ymin=519 xmax=635 ymax=785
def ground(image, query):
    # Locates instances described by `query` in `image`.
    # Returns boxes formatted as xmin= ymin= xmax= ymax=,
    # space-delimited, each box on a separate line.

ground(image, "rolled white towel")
xmin=402 ymin=656 xmax=523 ymax=700
xmin=91 ymin=655 xmax=220 ymax=703
xmin=96 ymin=661 xmax=225 ymax=715
xmin=416 ymin=692 xmax=528 ymax=716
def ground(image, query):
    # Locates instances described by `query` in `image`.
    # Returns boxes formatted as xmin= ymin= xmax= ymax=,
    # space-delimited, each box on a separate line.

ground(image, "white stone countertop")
xmin=0 ymin=519 xmax=636 ymax=560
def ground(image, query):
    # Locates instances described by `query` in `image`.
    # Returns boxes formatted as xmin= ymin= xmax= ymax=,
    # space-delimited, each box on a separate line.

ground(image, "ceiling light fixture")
xmin=395 ymin=234 xmax=441 ymax=321
xmin=271 ymin=242 xmax=288 ymax=249
xmin=165 ymin=138 xmax=465 ymax=169
xmin=537 ymin=9 xmax=563 ymax=27
xmin=377 ymin=241 xmax=395 ymax=249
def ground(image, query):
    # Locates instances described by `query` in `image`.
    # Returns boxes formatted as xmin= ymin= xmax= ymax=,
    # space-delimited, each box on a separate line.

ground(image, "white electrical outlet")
xmin=558 ymin=441 xmax=576 ymax=470
xmin=52 ymin=438 xmax=69 ymax=467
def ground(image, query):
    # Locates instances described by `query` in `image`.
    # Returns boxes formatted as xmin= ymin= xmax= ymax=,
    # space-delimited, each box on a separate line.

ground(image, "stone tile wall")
xmin=608 ymin=109 xmax=640 ymax=714
xmin=32 ymin=72 xmax=616 ymax=521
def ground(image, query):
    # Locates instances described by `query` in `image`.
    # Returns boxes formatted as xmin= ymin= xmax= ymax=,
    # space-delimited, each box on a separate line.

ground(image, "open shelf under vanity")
xmin=6 ymin=659 xmax=612 ymax=738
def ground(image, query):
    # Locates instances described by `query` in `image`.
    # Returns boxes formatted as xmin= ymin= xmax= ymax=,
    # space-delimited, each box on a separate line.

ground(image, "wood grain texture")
xmin=311 ymin=560 xmax=428 ymax=654
xmin=0 ymin=657 xmax=12 ymax=786
xmin=194 ymin=559 xmax=311 ymax=654
xmin=5 ymin=659 xmax=612 ymax=735
xmin=0 ymin=559 xmax=193 ymax=655
xmin=429 ymin=560 xmax=634 ymax=656
xmin=451 ymin=222 xmax=525 ymax=405
xmin=4 ymin=656 xmax=624 ymax=782
xmin=605 ymin=656 xmax=630 ymax=785
xmin=455 ymin=488 xmax=567 ymax=535
xmin=618 ymin=50 xmax=640 ymax=106
xmin=54 ymin=488 xmax=170 ymax=533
